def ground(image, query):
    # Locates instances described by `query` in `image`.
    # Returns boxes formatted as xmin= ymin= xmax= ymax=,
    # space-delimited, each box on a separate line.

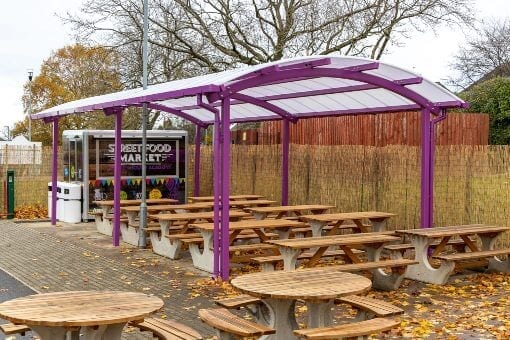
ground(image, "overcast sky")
xmin=1 ymin=0 xmax=510 ymax=135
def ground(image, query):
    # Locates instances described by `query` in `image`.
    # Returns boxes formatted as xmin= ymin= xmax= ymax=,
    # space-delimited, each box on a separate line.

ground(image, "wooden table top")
xmin=150 ymin=210 xmax=250 ymax=221
xmin=93 ymin=198 xmax=178 ymax=207
xmin=122 ymin=202 xmax=214 ymax=213
xmin=299 ymin=211 xmax=397 ymax=222
xmin=247 ymin=204 xmax=335 ymax=213
xmin=396 ymin=224 xmax=509 ymax=238
xmin=190 ymin=219 xmax=306 ymax=231
xmin=266 ymin=232 xmax=400 ymax=249
xmin=0 ymin=291 xmax=163 ymax=327
xmin=188 ymin=194 xmax=263 ymax=202
xmin=231 ymin=268 xmax=371 ymax=300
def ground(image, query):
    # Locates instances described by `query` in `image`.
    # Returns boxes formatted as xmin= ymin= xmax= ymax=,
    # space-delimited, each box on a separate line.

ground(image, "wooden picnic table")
xmin=247 ymin=204 xmax=335 ymax=220
xmin=92 ymin=198 xmax=178 ymax=236
xmin=187 ymin=194 xmax=263 ymax=203
xmin=265 ymin=232 xmax=414 ymax=290
xmin=231 ymin=268 xmax=371 ymax=339
xmin=188 ymin=219 xmax=307 ymax=273
xmin=396 ymin=224 xmax=510 ymax=284
xmin=299 ymin=211 xmax=397 ymax=237
xmin=147 ymin=210 xmax=250 ymax=260
xmin=0 ymin=291 xmax=163 ymax=340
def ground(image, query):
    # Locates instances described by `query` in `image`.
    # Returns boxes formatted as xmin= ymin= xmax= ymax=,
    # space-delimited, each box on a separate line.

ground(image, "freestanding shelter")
xmin=32 ymin=56 xmax=468 ymax=280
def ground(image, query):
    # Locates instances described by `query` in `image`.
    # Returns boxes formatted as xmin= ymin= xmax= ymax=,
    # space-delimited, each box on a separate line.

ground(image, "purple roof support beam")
xmin=194 ymin=126 xmax=201 ymax=196
xmin=146 ymin=103 xmax=207 ymax=128
xmin=282 ymin=119 xmax=290 ymax=205
xmin=197 ymin=94 xmax=221 ymax=278
xmin=223 ymin=68 xmax=440 ymax=114
xmin=50 ymin=118 xmax=59 ymax=225
xmin=230 ymin=93 xmax=297 ymax=123
xmin=213 ymin=112 xmax=221 ymax=278
xmin=420 ymin=108 xmax=433 ymax=228
xmin=220 ymin=96 xmax=231 ymax=281
xmin=104 ymin=107 xmax=124 ymax=246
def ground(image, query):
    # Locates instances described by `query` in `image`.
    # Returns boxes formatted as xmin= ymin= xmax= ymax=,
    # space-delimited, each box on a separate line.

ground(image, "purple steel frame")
xmin=194 ymin=126 xmax=201 ymax=196
xmin=220 ymin=97 xmax=231 ymax=280
xmin=38 ymin=58 xmax=467 ymax=278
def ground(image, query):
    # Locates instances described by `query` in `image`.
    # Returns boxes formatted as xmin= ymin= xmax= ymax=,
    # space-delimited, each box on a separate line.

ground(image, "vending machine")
xmin=62 ymin=130 xmax=188 ymax=221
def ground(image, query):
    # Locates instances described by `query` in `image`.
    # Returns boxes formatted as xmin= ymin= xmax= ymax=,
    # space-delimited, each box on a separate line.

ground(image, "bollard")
xmin=6 ymin=170 xmax=14 ymax=219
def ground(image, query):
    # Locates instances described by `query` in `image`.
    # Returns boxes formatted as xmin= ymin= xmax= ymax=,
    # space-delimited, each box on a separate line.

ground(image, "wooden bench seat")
xmin=433 ymin=248 xmax=510 ymax=262
xmin=128 ymin=221 xmax=160 ymax=229
xmin=198 ymin=308 xmax=274 ymax=339
xmin=0 ymin=323 xmax=30 ymax=336
xmin=104 ymin=214 xmax=129 ymax=223
xmin=335 ymin=295 xmax=404 ymax=320
xmin=252 ymin=249 xmax=365 ymax=271
xmin=215 ymin=295 xmax=261 ymax=309
xmin=331 ymin=259 xmax=417 ymax=273
xmin=385 ymin=238 xmax=471 ymax=253
xmin=294 ymin=317 xmax=399 ymax=339
xmin=91 ymin=210 xmax=104 ymax=216
xmin=130 ymin=317 xmax=202 ymax=340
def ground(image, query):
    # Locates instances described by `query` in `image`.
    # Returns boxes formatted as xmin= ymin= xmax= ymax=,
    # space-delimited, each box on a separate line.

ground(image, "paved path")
xmin=0 ymin=220 xmax=215 ymax=338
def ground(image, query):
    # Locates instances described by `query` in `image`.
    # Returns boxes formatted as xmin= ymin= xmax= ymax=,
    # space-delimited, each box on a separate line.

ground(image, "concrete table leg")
xmin=30 ymin=326 xmax=67 ymax=340
xmin=280 ymin=248 xmax=301 ymax=271
xmin=260 ymin=299 xmax=298 ymax=340
xmin=81 ymin=322 xmax=125 ymax=339
xmin=309 ymin=221 xmax=326 ymax=237
xmin=306 ymin=300 xmax=334 ymax=327
xmin=120 ymin=222 xmax=139 ymax=246
xmin=480 ymin=234 xmax=510 ymax=273
xmin=150 ymin=221 xmax=183 ymax=259
xmin=370 ymin=218 xmax=387 ymax=232
xmin=366 ymin=246 xmax=406 ymax=290
xmin=404 ymin=236 xmax=454 ymax=284
xmin=189 ymin=230 xmax=214 ymax=273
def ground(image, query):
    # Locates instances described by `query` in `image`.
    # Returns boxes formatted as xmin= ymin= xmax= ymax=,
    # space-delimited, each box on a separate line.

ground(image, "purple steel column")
xmin=51 ymin=118 xmax=59 ymax=225
xmin=113 ymin=110 xmax=122 ymax=246
xmin=281 ymin=119 xmax=290 ymax=205
xmin=420 ymin=109 xmax=432 ymax=228
xmin=220 ymin=96 xmax=231 ymax=281
xmin=213 ymin=114 xmax=221 ymax=277
xmin=194 ymin=126 xmax=201 ymax=196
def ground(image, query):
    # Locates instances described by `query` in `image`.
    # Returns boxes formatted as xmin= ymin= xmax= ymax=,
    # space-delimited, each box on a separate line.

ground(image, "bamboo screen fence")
xmin=1 ymin=145 xmax=509 ymax=235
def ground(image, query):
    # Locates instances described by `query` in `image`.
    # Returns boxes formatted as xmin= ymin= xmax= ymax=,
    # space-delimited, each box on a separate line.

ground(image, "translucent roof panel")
xmin=32 ymin=55 xmax=468 ymax=123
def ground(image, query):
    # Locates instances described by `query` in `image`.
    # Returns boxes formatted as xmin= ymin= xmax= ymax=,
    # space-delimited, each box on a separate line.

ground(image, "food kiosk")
xmin=62 ymin=130 xmax=187 ymax=221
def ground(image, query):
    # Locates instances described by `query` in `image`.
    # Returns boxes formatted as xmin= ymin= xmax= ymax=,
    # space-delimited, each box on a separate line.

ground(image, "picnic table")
xmin=188 ymin=219 xmax=307 ymax=272
xmin=247 ymin=204 xmax=335 ymax=220
xmin=265 ymin=232 xmax=414 ymax=290
xmin=231 ymin=268 xmax=371 ymax=339
xmin=299 ymin=211 xmax=397 ymax=237
xmin=92 ymin=198 xmax=178 ymax=236
xmin=396 ymin=224 xmax=510 ymax=284
xmin=0 ymin=291 xmax=163 ymax=340
xmin=188 ymin=194 xmax=263 ymax=203
xmin=148 ymin=210 xmax=250 ymax=259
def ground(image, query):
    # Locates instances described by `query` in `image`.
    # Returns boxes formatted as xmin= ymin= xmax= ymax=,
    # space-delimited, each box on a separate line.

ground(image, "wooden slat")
xmin=267 ymin=232 xmax=400 ymax=249
xmin=132 ymin=317 xmax=203 ymax=340
xmin=434 ymin=248 xmax=510 ymax=261
xmin=198 ymin=309 xmax=274 ymax=337
xmin=215 ymin=295 xmax=261 ymax=309
xmin=0 ymin=323 xmax=30 ymax=335
xmin=190 ymin=219 xmax=306 ymax=231
xmin=294 ymin=317 xmax=399 ymax=339
xmin=328 ymin=259 xmax=417 ymax=272
xmin=231 ymin=269 xmax=372 ymax=300
xmin=336 ymin=295 xmax=403 ymax=317
xmin=299 ymin=211 xmax=397 ymax=223
xmin=0 ymin=291 xmax=163 ymax=327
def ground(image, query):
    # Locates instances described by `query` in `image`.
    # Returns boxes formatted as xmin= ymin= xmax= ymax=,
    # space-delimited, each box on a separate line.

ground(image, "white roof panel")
xmin=32 ymin=55 xmax=467 ymax=123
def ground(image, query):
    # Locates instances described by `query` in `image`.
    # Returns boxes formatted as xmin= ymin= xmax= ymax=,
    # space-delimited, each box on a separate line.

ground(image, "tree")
xmin=460 ymin=77 xmax=510 ymax=144
xmin=66 ymin=0 xmax=474 ymax=72
xmin=12 ymin=44 xmax=138 ymax=145
xmin=450 ymin=19 xmax=510 ymax=90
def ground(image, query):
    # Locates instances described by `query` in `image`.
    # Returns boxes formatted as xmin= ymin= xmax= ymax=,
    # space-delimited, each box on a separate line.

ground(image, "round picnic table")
xmin=0 ymin=291 xmax=164 ymax=340
xmin=231 ymin=268 xmax=371 ymax=339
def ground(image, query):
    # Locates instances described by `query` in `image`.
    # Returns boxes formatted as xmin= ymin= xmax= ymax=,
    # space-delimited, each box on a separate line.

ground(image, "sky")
xmin=1 ymin=0 xmax=510 ymax=136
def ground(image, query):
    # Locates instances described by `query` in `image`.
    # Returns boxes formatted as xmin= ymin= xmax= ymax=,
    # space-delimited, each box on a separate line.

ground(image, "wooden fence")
xmin=251 ymin=112 xmax=489 ymax=146
xmin=2 ymin=144 xmax=509 ymax=237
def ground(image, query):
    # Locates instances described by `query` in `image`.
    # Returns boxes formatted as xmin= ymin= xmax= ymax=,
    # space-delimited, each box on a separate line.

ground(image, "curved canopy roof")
xmin=32 ymin=55 xmax=468 ymax=125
